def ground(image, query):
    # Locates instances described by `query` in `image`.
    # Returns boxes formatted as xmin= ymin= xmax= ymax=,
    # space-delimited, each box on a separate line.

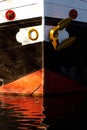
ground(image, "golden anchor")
xmin=49 ymin=18 xmax=76 ymax=50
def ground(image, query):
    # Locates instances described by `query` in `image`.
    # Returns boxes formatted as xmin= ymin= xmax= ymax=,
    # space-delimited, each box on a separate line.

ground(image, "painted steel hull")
xmin=0 ymin=19 xmax=87 ymax=96
xmin=0 ymin=17 xmax=43 ymax=96
xmin=0 ymin=0 xmax=87 ymax=96
xmin=44 ymin=16 xmax=87 ymax=95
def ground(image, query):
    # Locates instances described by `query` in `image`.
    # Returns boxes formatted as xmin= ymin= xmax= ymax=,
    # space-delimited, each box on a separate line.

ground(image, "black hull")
xmin=44 ymin=17 xmax=87 ymax=87
xmin=0 ymin=16 xmax=87 ymax=94
xmin=0 ymin=17 xmax=43 ymax=85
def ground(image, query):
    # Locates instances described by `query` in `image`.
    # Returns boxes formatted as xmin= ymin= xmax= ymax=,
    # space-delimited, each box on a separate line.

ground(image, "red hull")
xmin=0 ymin=69 xmax=87 ymax=96
xmin=44 ymin=69 xmax=87 ymax=95
xmin=0 ymin=69 xmax=43 ymax=96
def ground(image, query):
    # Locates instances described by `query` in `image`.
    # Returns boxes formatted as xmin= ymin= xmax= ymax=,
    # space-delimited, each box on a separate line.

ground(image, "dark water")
xmin=0 ymin=92 xmax=87 ymax=130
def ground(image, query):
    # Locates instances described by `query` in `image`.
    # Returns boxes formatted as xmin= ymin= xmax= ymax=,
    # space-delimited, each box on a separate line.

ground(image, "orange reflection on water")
xmin=0 ymin=94 xmax=46 ymax=129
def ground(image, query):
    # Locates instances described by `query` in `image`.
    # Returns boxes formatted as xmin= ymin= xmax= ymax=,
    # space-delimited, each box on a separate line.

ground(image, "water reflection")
xmin=0 ymin=92 xmax=87 ymax=129
xmin=44 ymin=92 xmax=87 ymax=129
xmin=0 ymin=95 xmax=46 ymax=130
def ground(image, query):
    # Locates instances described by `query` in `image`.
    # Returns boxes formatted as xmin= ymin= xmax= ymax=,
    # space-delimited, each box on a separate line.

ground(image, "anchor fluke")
xmin=49 ymin=18 xmax=76 ymax=50
xmin=57 ymin=37 xmax=76 ymax=51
